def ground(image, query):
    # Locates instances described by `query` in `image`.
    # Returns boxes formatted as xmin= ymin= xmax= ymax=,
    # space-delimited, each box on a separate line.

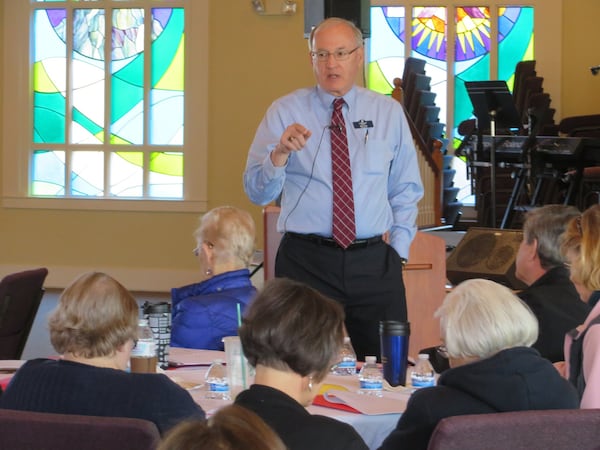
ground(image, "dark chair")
xmin=403 ymin=72 xmax=431 ymax=118
xmin=0 ymin=268 xmax=48 ymax=359
xmin=513 ymin=60 xmax=537 ymax=118
xmin=558 ymin=115 xmax=600 ymax=208
xmin=415 ymin=105 xmax=441 ymax=138
xmin=409 ymin=90 xmax=437 ymax=123
xmin=427 ymin=409 xmax=600 ymax=450
xmin=558 ymin=114 xmax=600 ymax=136
xmin=0 ymin=409 xmax=161 ymax=450
xmin=401 ymin=56 xmax=427 ymax=83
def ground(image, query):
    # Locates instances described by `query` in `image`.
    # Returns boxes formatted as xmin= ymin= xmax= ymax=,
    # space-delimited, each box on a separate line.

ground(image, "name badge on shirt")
xmin=353 ymin=120 xmax=374 ymax=129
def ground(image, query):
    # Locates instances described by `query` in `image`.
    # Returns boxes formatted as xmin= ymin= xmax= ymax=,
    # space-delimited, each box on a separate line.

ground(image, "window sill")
xmin=2 ymin=196 xmax=208 ymax=213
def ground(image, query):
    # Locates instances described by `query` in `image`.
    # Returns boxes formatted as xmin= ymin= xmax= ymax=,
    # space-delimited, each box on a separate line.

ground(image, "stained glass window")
xmin=31 ymin=1 xmax=185 ymax=199
xmin=367 ymin=4 xmax=534 ymax=203
xmin=368 ymin=5 xmax=533 ymax=142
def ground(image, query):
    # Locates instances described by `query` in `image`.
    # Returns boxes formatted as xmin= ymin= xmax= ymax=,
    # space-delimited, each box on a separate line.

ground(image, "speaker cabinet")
xmin=304 ymin=0 xmax=371 ymax=39
xmin=446 ymin=228 xmax=527 ymax=290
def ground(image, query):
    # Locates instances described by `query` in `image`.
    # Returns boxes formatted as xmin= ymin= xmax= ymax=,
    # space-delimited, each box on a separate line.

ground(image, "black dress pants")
xmin=274 ymin=233 xmax=407 ymax=361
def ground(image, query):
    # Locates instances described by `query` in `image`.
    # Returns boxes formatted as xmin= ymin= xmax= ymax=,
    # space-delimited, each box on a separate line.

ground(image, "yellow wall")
xmin=560 ymin=1 xmax=600 ymax=117
xmin=1 ymin=2 xmax=599 ymax=291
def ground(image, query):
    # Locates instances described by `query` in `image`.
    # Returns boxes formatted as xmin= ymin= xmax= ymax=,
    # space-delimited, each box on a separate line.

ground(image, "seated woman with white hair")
xmin=378 ymin=278 xmax=579 ymax=450
xmin=170 ymin=206 xmax=257 ymax=350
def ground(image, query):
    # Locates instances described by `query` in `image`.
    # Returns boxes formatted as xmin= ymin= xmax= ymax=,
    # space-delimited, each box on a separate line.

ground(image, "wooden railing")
xmin=391 ymin=78 xmax=443 ymax=228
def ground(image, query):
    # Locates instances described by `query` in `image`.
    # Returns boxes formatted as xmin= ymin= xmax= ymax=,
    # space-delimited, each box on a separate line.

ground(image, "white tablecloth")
xmin=167 ymin=366 xmax=407 ymax=450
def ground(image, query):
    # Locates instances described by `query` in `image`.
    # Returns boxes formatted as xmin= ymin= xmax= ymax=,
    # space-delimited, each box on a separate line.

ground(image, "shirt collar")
xmin=315 ymin=85 xmax=357 ymax=113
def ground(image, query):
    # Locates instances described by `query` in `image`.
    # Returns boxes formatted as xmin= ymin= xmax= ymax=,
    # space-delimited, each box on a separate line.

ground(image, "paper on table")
xmin=168 ymin=348 xmax=226 ymax=367
xmin=323 ymin=389 xmax=410 ymax=415
xmin=0 ymin=360 xmax=25 ymax=371
xmin=313 ymin=394 xmax=361 ymax=413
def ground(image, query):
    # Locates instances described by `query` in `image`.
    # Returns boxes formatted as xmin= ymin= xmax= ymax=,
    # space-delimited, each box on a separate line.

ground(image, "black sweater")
xmin=378 ymin=347 xmax=579 ymax=450
xmin=235 ymin=384 xmax=368 ymax=450
xmin=518 ymin=266 xmax=590 ymax=362
xmin=0 ymin=359 xmax=205 ymax=434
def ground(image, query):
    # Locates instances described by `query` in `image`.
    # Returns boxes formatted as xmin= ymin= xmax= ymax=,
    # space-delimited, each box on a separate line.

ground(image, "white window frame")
xmin=2 ymin=0 xmax=208 ymax=213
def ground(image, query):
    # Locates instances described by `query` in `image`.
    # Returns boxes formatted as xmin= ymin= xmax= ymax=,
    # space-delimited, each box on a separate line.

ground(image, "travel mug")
xmin=379 ymin=320 xmax=410 ymax=386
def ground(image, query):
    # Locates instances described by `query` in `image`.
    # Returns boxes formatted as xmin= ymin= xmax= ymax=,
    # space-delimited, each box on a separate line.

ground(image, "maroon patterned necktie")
xmin=330 ymin=98 xmax=356 ymax=249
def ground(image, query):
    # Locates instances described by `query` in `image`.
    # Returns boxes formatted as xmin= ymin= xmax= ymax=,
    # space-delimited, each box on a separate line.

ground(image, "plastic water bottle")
xmin=358 ymin=356 xmax=383 ymax=397
xmin=205 ymin=359 xmax=230 ymax=400
xmin=411 ymin=353 xmax=436 ymax=389
xmin=129 ymin=319 xmax=158 ymax=373
xmin=331 ymin=336 xmax=357 ymax=375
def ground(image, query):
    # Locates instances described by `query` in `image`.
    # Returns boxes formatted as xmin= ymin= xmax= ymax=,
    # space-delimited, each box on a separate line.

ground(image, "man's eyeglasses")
xmin=311 ymin=47 xmax=360 ymax=62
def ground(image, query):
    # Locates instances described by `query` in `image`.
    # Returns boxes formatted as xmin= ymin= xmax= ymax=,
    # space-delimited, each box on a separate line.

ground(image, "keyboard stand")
xmin=500 ymin=164 xmax=529 ymax=229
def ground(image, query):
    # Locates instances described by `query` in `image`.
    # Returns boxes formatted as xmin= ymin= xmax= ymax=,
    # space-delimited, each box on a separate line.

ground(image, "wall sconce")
xmin=251 ymin=0 xmax=297 ymax=16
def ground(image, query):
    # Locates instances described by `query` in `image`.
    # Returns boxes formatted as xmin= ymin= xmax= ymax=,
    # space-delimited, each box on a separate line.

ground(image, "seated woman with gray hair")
xmin=0 ymin=272 xmax=205 ymax=434
xmin=378 ymin=278 xmax=579 ymax=450
xmin=171 ymin=206 xmax=257 ymax=350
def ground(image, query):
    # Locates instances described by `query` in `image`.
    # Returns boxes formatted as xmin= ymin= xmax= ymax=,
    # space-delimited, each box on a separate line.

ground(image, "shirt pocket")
xmin=358 ymin=139 xmax=394 ymax=175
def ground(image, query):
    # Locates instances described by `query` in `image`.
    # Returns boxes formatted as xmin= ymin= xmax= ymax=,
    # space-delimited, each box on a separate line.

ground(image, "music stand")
xmin=465 ymin=81 xmax=522 ymax=227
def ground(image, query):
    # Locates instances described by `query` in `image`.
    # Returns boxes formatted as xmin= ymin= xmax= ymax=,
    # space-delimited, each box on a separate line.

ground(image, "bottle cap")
xmin=365 ymin=356 xmax=377 ymax=364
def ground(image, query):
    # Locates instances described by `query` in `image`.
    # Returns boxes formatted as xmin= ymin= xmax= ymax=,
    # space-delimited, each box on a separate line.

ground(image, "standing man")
xmin=243 ymin=18 xmax=423 ymax=360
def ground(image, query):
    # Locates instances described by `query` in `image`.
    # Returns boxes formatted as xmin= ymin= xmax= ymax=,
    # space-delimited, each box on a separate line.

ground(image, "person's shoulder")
xmin=20 ymin=358 xmax=56 ymax=369
xmin=409 ymin=384 xmax=457 ymax=405
xmin=300 ymin=414 xmax=368 ymax=449
xmin=271 ymin=87 xmax=315 ymax=107
xmin=355 ymin=86 xmax=399 ymax=105
xmin=584 ymin=317 xmax=600 ymax=340
xmin=5 ymin=359 xmax=54 ymax=382
xmin=129 ymin=373 xmax=191 ymax=396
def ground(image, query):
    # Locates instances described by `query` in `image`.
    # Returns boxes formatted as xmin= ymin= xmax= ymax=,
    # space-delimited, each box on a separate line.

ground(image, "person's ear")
xmin=530 ymin=238 xmax=541 ymax=260
xmin=203 ymin=242 xmax=215 ymax=266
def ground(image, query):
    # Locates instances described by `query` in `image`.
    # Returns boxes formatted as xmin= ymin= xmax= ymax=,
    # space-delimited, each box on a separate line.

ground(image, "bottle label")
xmin=411 ymin=377 xmax=435 ymax=388
xmin=131 ymin=340 xmax=156 ymax=357
xmin=208 ymin=382 xmax=229 ymax=392
xmin=338 ymin=361 xmax=356 ymax=368
xmin=359 ymin=380 xmax=383 ymax=390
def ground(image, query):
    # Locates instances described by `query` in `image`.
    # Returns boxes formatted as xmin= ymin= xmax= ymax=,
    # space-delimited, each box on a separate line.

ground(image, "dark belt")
xmin=285 ymin=232 xmax=383 ymax=250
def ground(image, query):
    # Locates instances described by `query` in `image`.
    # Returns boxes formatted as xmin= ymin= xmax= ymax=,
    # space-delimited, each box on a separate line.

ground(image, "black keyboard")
xmin=478 ymin=135 xmax=584 ymax=162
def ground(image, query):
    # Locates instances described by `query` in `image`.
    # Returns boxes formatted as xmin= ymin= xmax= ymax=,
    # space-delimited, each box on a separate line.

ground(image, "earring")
xmin=205 ymin=268 xmax=213 ymax=276
xmin=308 ymin=376 xmax=313 ymax=392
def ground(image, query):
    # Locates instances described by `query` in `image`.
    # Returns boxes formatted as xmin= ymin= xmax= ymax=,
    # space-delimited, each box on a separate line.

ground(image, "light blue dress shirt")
xmin=244 ymin=85 xmax=424 ymax=258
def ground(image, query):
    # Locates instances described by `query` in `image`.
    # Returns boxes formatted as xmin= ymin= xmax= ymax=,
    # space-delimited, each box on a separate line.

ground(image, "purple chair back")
xmin=427 ymin=409 xmax=600 ymax=450
xmin=0 ymin=409 xmax=161 ymax=450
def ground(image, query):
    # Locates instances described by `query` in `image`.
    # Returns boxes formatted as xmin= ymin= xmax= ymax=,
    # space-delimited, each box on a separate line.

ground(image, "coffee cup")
xmin=222 ymin=336 xmax=252 ymax=398
xmin=379 ymin=320 xmax=410 ymax=386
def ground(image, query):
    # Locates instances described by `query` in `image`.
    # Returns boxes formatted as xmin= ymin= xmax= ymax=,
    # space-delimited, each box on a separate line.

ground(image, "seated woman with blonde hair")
xmin=560 ymin=204 xmax=600 ymax=408
xmin=158 ymin=404 xmax=286 ymax=450
xmin=379 ymin=278 xmax=579 ymax=450
xmin=0 ymin=272 xmax=205 ymax=434
xmin=235 ymin=278 xmax=368 ymax=450
xmin=171 ymin=206 xmax=257 ymax=350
